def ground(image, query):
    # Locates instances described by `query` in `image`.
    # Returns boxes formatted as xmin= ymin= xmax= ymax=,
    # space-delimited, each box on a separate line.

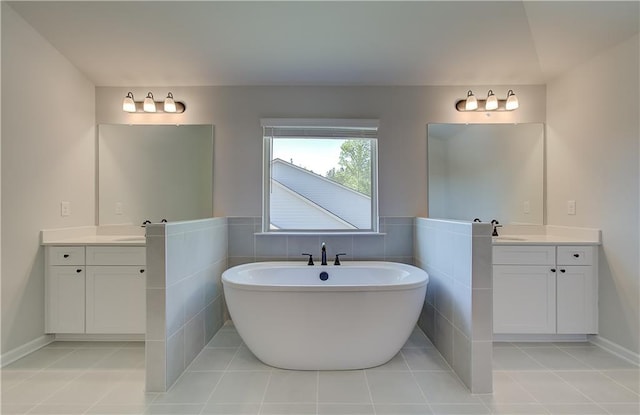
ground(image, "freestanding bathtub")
xmin=222 ymin=261 xmax=428 ymax=370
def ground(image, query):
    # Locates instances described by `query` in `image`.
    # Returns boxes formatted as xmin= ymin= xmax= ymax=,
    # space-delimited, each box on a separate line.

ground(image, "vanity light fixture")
xmin=505 ymin=89 xmax=519 ymax=110
xmin=122 ymin=92 xmax=136 ymax=112
xmin=485 ymin=90 xmax=498 ymax=110
xmin=163 ymin=92 xmax=177 ymax=113
xmin=143 ymin=92 xmax=156 ymax=112
xmin=121 ymin=91 xmax=186 ymax=113
xmin=464 ymin=90 xmax=478 ymax=111
xmin=456 ymin=89 xmax=519 ymax=112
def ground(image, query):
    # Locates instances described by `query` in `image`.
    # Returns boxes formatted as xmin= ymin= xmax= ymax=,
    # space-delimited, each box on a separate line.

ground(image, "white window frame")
xmin=261 ymin=118 xmax=379 ymax=233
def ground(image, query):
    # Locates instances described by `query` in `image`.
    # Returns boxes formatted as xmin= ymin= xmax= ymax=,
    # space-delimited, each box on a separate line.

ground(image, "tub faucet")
xmin=321 ymin=243 xmax=327 ymax=265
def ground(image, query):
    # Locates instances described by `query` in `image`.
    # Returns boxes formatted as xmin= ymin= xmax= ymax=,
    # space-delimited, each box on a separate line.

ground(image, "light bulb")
xmin=465 ymin=90 xmax=478 ymax=111
xmin=505 ymin=89 xmax=519 ymax=110
xmin=143 ymin=92 xmax=156 ymax=112
xmin=163 ymin=92 xmax=176 ymax=113
xmin=122 ymin=92 xmax=136 ymax=112
xmin=485 ymin=90 xmax=498 ymax=110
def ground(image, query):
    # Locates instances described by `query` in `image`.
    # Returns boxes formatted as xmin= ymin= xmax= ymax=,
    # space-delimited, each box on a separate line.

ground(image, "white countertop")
xmin=492 ymin=234 xmax=600 ymax=245
xmin=491 ymin=225 xmax=601 ymax=246
xmin=41 ymin=225 xmax=146 ymax=246
xmin=42 ymin=235 xmax=146 ymax=246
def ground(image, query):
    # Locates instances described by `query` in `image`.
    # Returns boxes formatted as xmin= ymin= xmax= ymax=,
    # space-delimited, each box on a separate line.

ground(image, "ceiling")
xmin=8 ymin=1 xmax=639 ymax=87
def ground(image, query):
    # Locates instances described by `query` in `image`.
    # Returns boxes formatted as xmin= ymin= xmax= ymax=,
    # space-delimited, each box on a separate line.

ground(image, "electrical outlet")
xmin=115 ymin=202 xmax=123 ymax=215
xmin=567 ymin=200 xmax=576 ymax=215
xmin=523 ymin=200 xmax=530 ymax=214
xmin=60 ymin=201 xmax=71 ymax=217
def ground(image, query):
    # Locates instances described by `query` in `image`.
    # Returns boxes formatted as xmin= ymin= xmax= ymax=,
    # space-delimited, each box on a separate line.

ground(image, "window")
xmin=262 ymin=119 xmax=379 ymax=232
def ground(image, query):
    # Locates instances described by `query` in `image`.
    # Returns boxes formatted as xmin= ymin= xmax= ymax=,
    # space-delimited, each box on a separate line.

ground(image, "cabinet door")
xmin=557 ymin=265 xmax=597 ymax=334
xmin=47 ymin=266 xmax=85 ymax=333
xmin=493 ymin=265 xmax=556 ymax=334
xmin=85 ymin=266 xmax=146 ymax=334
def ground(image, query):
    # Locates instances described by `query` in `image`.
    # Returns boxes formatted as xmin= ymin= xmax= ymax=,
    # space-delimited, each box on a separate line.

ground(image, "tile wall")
xmin=227 ymin=216 xmax=414 ymax=266
xmin=145 ymin=218 xmax=228 ymax=392
xmin=414 ymin=218 xmax=493 ymax=393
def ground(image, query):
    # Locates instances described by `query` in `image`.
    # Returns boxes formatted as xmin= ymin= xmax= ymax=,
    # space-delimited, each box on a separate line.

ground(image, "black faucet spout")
xmin=491 ymin=219 xmax=502 ymax=237
xmin=321 ymin=243 xmax=327 ymax=265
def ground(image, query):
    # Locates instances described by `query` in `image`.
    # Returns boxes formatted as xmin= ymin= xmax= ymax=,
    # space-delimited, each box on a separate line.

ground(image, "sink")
xmin=493 ymin=236 xmax=526 ymax=241
xmin=114 ymin=236 xmax=146 ymax=242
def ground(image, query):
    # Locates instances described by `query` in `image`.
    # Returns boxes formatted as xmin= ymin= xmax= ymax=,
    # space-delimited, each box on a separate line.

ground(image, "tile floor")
xmin=1 ymin=324 xmax=638 ymax=414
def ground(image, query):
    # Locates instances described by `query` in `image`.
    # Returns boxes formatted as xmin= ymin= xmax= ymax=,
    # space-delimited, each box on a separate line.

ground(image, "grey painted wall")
xmin=2 ymin=4 xmax=96 ymax=354
xmin=95 ymin=85 xmax=547 ymax=219
xmin=546 ymin=34 xmax=640 ymax=355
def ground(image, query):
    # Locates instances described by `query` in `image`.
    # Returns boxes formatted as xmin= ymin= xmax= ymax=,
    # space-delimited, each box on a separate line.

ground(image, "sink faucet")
xmin=321 ymin=242 xmax=327 ymax=266
xmin=491 ymin=219 xmax=503 ymax=237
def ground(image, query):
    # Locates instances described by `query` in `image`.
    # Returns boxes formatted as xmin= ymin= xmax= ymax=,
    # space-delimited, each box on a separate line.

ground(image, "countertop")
xmin=41 ymin=235 xmax=146 ymax=246
xmin=492 ymin=235 xmax=600 ymax=246
xmin=41 ymin=225 xmax=146 ymax=246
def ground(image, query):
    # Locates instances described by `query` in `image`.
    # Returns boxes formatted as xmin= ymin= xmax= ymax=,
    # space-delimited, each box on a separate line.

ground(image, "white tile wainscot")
xmin=145 ymin=218 xmax=228 ymax=392
xmin=413 ymin=218 xmax=493 ymax=393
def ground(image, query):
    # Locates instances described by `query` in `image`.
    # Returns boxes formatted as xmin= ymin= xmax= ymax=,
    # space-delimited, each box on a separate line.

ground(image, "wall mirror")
xmin=428 ymin=123 xmax=544 ymax=225
xmin=98 ymin=124 xmax=213 ymax=225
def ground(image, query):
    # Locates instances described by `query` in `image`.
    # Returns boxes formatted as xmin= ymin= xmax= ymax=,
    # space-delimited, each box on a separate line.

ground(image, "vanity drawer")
xmin=48 ymin=246 xmax=85 ymax=265
xmin=493 ymin=246 xmax=556 ymax=265
xmin=86 ymin=246 xmax=146 ymax=266
xmin=557 ymin=246 xmax=594 ymax=266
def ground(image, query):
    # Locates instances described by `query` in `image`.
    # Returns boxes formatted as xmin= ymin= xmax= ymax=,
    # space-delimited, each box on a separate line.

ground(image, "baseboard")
xmin=54 ymin=333 xmax=144 ymax=342
xmin=493 ymin=333 xmax=588 ymax=342
xmin=589 ymin=335 xmax=640 ymax=366
xmin=0 ymin=334 xmax=55 ymax=367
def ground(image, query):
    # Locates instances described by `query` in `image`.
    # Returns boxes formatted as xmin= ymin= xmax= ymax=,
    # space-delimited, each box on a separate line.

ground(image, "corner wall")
xmin=1 ymin=3 xmax=95 ymax=356
xmin=414 ymin=218 xmax=493 ymax=393
xmin=145 ymin=218 xmax=228 ymax=392
xmin=546 ymin=34 xmax=640 ymax=356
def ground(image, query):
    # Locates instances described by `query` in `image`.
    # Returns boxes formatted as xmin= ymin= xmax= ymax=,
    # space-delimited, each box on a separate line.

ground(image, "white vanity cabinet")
xmin=45 ymin=245 xmax=146 ymax=335
xmin=46 ymin=247 xmax=86 ymax=333
xmin=85 ymin=246 xmax=146 ymax=334
xmin=493 ymin=244 xmax=597 ymax=335
xmin=555 ymin=246 xmax=597 ymax=334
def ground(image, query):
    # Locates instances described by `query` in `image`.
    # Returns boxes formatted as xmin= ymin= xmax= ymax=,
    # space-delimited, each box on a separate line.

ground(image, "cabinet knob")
xmin=573 ymin=253 xmax=580 ymax=258
xmin=560 ymin=269 xmax=566 ymax=273
xmin=63 ymin=254 xmax=70 ymax=258
xmin=139 ymin=269 xmax=145 ymax=274
xmin=551 ymin=268 xmax=556 ymax=273
xmin=76 ymin=269 xmax=82 ymax=273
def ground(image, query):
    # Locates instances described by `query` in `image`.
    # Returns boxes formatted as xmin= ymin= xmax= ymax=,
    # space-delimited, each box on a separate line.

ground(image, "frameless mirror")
xmin=98 ymin=124 xmax=213 ymax=225
xmin=428 ymin=123 xmax=544 ymax=225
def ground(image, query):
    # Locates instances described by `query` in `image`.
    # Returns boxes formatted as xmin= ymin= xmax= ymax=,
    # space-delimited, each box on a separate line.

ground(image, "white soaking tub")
xmin=222 ymin=261 xmax=428 ymax=370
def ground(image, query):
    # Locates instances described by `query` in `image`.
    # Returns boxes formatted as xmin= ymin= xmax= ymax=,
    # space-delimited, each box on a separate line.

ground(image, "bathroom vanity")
xmin=492 ymin=226 xmax=601 ymax=339
xmin=42 ymin=226 xmax=146 ymax=336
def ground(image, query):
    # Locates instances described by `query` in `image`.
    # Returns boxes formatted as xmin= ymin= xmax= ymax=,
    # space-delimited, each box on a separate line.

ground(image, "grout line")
xmin=315 ymin=370 xmax=319 ymax=415
xmin=514 ymin=342 xmax=588 ymax=371
xmin=598 ymin=370 xmax=640 ymax=397
xmin=18 ymin=346 xmax=121 ymax=413
xmin=195 ymin=344 xmax=241 ymax=415
xmin=257 ymin=368 xmax=274 ymax=415
xmin=361 ymin=369 xmax=377 ymax=415
xmin=403 ymin=351 xmax=433 ymax=414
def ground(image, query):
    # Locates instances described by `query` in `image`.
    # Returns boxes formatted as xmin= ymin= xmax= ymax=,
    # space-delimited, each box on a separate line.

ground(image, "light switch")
xmin=523 ymin=200 xmax=530 ymax=214
xmin=115 ymin=202 xmax=123 ymax=215
xmin=567 ymin=200 xmax=576 ymax=215
xmin=60 ymin=201 xmax=71 ymax=217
